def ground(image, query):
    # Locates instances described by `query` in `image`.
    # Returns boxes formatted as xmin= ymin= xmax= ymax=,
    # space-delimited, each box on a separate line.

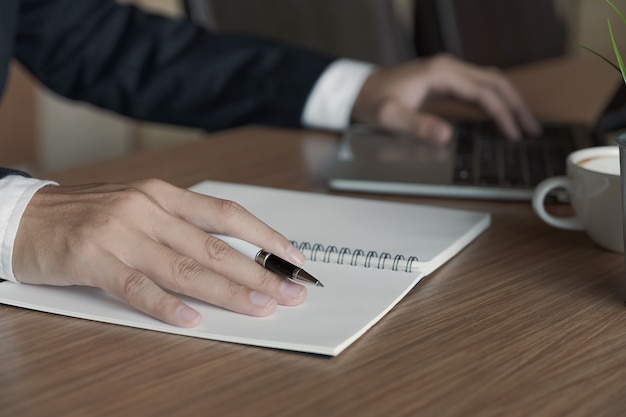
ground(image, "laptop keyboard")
xmin=454 ymin=122 xmax=579 ymax=187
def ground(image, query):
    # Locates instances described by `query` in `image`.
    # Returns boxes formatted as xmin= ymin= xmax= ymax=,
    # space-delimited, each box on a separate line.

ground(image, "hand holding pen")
xmin=13 ymin=180 xmax=314 ymax=328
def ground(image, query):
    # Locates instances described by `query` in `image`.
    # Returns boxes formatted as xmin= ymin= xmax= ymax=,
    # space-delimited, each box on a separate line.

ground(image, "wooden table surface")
xmin=2 ymin=56 xmax=626 ymax=416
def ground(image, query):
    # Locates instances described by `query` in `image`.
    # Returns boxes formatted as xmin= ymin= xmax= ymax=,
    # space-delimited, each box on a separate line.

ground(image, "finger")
xmin=132 ymin=220 xmax=306 ymax=308
xmin=378 ymin=100 xmax=453 ymax=144
xmin=473 ymin=86 xmax=522 ymax=140
xmin=92 ymin=254 xmax=202 ymax=328
xmin=438 ymin=63 xmax=540 ymax=138
xmin=453 ymin=81 xmax=520 ymax=139
xmin=130 ymin=240 xmax=281 ymax=315
xmin=134 ymin=179 xmax=307 ymax=266
xmin=471 ymin=68 xmax=541 ymax=136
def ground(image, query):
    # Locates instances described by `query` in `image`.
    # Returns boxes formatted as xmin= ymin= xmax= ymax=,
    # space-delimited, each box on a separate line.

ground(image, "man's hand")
xmin=12 ymin=179 xmax=308 ymax=327
xmin=351 ymin=53 xmax=541 ymax=143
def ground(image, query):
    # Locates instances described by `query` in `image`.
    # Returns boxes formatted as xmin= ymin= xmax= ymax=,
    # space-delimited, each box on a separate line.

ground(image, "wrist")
xmin=0 ymin=177 xmax=58 ymax=281
xmin=302 ymin=58 xmax=377 ymax=130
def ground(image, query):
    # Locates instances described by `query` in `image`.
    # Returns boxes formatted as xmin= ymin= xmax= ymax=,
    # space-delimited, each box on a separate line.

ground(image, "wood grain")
xmin=3 ymin=56 xmax=626 ymax=417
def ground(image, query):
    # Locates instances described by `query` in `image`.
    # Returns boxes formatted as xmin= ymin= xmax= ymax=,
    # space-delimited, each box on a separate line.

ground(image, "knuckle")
xmin=217 ymin=199 xmax=247 ymax=221
xmin=253 ymin=268 xmax=278 ymax=289
xmin=170 ymin=256 xmax=205 ymax=291
xmin=120 ymin=272 xmax=150 ymax=301
xmin=113 ymin=187 xmax=150 ymax=207
xmin=223 ymin=279 xmax=246 ymax=300
xmin=133 ymin=178 xmax=168 ymax=193
xmin=204 ymin=236 xmax=234 ymax=263
xmin=94 ymin=187 xmax=152 ymax=218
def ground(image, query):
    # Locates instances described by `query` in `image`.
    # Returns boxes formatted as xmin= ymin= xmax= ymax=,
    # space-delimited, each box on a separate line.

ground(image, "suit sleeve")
xmin=14 ymin=0 xmax=335 ymax=131
xmin=0 ymin=168 xmax=31 ymax=179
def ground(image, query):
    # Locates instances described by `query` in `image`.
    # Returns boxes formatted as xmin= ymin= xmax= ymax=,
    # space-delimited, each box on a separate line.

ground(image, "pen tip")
xmin=295 ymin=269 xmax=324 ymax=287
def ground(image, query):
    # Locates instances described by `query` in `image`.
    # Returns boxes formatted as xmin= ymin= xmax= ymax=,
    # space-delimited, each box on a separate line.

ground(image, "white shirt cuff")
xmin=302 ymin=58 xmax=377 ymax=131
xmin=0 ymin=176 xmax=58 ymax=282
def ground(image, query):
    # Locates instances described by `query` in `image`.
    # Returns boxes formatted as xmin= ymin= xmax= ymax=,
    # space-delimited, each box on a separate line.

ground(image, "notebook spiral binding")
xmin=291 ymin=241 xmax=419 ymax=273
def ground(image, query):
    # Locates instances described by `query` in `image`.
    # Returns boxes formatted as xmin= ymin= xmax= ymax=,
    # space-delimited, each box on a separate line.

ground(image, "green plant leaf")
xmin=579 ymin=44 xmax=621 ymax=72
xmin=608 ymin=18 xmax=626 ymax=84
xmin=607 ymin=0 xmax=626 ymax=25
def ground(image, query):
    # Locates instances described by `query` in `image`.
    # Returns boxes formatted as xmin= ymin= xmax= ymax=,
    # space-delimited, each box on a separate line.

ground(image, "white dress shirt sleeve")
xmin=301 ymin=58 xmax=377 ymax=130
xmin=0 ymin=176 xmax=58 ymax=282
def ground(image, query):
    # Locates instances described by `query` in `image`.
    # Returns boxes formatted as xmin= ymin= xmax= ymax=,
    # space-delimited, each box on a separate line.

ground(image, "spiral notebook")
xmin=0 ymin=181 xmax=490 ymax=356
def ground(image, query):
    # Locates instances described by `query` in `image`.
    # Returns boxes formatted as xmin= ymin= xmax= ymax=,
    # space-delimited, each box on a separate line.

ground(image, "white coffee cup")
xmin=532 ymin=146 xmax=623 ymax=253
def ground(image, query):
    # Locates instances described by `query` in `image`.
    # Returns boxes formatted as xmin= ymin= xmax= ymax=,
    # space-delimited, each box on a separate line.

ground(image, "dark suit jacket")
xmin=0 ymin=0 xmax=334 ymax=177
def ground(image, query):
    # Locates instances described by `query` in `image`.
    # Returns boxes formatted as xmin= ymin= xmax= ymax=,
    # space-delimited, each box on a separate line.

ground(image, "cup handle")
xmin=532 ymin=176 xmax=584 ymax=230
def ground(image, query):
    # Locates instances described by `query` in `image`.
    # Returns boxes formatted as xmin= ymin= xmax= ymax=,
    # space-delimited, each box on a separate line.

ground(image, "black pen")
xmin=213 ymin=234 xmax=324 ymax=287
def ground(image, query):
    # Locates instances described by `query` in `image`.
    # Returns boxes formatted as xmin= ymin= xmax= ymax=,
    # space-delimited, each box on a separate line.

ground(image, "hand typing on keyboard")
xmin=351 ymin=54 xmax=541 ymax=144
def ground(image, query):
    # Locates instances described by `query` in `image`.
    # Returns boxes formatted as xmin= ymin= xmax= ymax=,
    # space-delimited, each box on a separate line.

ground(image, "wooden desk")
xmin=3 ymin=57 xmax=626 ymax=416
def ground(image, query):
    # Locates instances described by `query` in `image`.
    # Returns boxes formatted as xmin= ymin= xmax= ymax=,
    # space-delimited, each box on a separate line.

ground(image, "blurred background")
xmin=1 ymin=0 xmax=625 ymax=172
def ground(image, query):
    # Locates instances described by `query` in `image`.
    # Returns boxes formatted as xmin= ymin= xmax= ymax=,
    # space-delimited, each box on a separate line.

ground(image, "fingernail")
xmin=250 ymin=291 xmax=276 ymax=308
xmin=281 ymin=280 xmax=305 ymax=299
xmin=286 ymin=244 xmax=306 ymax=265
xmin=177 ymin=305 xmax=201 ymax=326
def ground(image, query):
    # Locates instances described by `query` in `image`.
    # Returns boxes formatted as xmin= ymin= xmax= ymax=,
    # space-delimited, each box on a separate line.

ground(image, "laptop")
xmin=325 ymin=83 xmax=626 ymax=201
